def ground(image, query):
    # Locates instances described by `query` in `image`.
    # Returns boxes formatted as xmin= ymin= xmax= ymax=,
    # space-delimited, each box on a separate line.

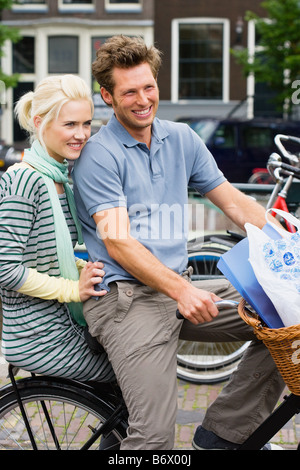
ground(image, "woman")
xmin=0 ymin=75 xmax=114 ymax=382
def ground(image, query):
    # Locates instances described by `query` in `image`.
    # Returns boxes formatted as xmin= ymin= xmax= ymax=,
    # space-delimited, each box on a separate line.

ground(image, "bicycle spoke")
xmin=0 ymin=397 xmax=120 ymax=450
xmin=177 ymin=242 xmax=250 ymax=384
xmin=0 ymin=410 xmax=27 ymax=450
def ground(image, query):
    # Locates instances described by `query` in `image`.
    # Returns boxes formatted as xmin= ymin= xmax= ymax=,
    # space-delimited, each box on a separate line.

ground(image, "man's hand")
xmin=93 ymin=207 xmax=221 ymax=325
xmin=177 ymin=283 xmax=221 ymax=325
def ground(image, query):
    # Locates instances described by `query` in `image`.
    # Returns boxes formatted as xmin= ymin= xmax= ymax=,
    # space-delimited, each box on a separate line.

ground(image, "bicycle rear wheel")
xmin=177 ymin=237 xmax=250 ymax=384
xmin=0 ymin=375 xmax=127 ymax=450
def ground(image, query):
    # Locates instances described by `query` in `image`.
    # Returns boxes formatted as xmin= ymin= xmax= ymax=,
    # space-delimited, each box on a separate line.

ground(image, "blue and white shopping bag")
xmin=246 ymin=209 xmax=300 ymax=327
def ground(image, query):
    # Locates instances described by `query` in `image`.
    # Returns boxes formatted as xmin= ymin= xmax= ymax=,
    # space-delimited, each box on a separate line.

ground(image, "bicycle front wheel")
xmin=0 ymin=376 xmax=127 ymax=450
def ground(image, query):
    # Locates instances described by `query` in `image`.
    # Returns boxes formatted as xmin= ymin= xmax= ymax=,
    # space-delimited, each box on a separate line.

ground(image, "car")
xmin=177 ymin=117 xmax=300 ymax=183
xmin=0 ymin=142 xmax=22 ymax=176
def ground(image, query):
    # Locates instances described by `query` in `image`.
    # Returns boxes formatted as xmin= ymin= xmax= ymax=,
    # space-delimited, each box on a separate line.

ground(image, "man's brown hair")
xmin=92 ymin=35 xmax=162 ymax=97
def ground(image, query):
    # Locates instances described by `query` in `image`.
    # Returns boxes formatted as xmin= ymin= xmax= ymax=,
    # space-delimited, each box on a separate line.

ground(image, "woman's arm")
xmin=17 ymin=262 xmax=106 ymax=302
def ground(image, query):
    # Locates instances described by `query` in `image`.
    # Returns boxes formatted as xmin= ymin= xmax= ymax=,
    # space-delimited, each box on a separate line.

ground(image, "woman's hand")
xmin=78 ymin=261 xmax=107 ymax=301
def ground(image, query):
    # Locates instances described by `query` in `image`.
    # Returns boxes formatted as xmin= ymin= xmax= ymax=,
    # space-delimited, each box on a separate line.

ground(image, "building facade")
xmin=1 ymin=0 xmax=281 ymax=146
xmin=153 ymin=0 xmax=271 ymax=121
xmin=2 ymin=0 xmax=154 ymax=145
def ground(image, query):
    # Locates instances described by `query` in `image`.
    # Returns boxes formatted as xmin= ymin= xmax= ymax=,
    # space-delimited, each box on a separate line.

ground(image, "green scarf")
xmin=23 ymin=140 xmax=86 ymax=326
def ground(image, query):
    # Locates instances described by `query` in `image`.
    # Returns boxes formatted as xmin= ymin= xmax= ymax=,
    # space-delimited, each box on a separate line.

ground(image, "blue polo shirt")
xmin=72 ymin=114 xmax=226 ymax=289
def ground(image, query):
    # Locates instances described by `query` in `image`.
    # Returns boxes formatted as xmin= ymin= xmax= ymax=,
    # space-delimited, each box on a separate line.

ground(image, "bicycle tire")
xmin=0 ymin=375 xmax=127 ymax=450
xmin=177 ymin=236 xmax=250 ymax=384
xmin=248 ymin=171 xmax=273 ymax=185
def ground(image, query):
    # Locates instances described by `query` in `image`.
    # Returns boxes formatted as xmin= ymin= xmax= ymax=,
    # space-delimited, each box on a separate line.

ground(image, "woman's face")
xmin=38 ymin=99 xmax=92 ymax=163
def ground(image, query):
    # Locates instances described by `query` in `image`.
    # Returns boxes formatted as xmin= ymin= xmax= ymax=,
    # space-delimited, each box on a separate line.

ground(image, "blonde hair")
xmin=15 ymin=74 xmax=94 ymax=144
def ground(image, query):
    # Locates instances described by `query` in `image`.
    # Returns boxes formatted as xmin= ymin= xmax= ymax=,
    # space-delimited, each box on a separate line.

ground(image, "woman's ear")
xmin=33 ymin=115 xmax=42 ymax=130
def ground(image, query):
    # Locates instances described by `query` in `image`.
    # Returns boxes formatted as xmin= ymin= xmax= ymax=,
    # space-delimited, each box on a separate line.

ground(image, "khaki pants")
xmin=84 ymin=278 xmax=285 ymax=449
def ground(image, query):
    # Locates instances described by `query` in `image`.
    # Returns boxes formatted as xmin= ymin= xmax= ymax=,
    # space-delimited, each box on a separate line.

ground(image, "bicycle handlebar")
xmin=267 ymin=158 xmax=300 ymax=179
xmin=274 ymin=134 xmax=300 ymax=165
xmin=176 ymin=300 xmax=238 ymax=319
xmin=279 ymin=161 xmax=300 ymax=175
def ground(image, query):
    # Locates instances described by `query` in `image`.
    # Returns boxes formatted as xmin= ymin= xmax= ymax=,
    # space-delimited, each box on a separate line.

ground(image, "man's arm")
xmin=93 ymin=207 xmax=220 ymax=325
xmin=206 ymin=181 xmax=281 ymax=231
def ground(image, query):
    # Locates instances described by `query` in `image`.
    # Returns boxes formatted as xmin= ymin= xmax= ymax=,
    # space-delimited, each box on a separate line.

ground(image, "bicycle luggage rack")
xmin=8 ymin=364 xmax=62 ymax=450
xmin=8 ymin=364 xmax=40 ymax=450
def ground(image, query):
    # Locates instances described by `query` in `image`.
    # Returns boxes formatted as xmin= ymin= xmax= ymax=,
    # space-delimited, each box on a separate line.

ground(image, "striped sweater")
xmin=0 ymin=167 xmax=114 ymax=382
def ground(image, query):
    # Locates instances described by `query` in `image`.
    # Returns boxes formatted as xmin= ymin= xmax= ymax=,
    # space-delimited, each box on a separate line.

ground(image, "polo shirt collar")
xmin=107 ymin=113 xmax=169 ymax=148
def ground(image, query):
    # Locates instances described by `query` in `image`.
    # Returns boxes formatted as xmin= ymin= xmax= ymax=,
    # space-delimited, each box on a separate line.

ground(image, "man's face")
xmin=101 ymin=62 xmax=159 ymax=142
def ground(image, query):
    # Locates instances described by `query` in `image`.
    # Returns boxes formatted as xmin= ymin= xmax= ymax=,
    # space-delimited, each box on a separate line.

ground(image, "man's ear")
xmin=101 ymin=87 xmax=113 ymax=106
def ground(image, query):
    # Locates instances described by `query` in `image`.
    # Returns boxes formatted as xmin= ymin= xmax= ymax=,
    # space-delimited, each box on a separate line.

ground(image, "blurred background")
xmin=0 ymin=0 xmax=299 ymax=183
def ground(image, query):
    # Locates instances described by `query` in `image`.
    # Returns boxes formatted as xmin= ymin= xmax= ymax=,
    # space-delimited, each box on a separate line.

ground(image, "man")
xmin=73 ymin=35 xmax=284 ymax=450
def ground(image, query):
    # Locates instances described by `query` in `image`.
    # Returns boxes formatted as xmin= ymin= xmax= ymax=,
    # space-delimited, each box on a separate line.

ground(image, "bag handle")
xmin=266 ymin=208 xmax=300 ymax=237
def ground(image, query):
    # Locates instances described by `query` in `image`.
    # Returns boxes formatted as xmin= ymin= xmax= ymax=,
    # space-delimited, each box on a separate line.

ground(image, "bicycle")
xmin=248 ymin=167 xmax=274 ymax=185
xmin=266 ymin=134 xmax=300 ymax=231
xmin=0 ymin=299 xmax=238 ymax=450
xmin=1 ymin=300 xmax=299 ymax=450
xmin=177 ymin=133 xmax=300 ymax=384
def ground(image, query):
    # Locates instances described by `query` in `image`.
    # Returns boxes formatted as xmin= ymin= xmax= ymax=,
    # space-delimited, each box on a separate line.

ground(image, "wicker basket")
xmin=238 ymin=299 xmax=300 ymax=396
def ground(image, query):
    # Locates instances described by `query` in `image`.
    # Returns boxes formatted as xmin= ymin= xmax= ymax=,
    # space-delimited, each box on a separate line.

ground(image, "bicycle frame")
xmin=266 ymin=172 xmax=297 ymax=233
xmin=239 ymin=393 xmax=300 ymax=450
xmin=266 ymin=135 xmax=300 ymax=233
xmin=8 ymin=365 xmax=39 ymax=450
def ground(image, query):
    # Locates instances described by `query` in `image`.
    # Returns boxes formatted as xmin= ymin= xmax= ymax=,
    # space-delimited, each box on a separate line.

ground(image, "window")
xmin=91 ymin=37 xmax=110 ymax=119
xmin=179 ymin=23 xmax=223 ymax=99
xmin=13 ymin=82 xmax=34 ymax=143
xmin=109 ymin=0 xmax=140 ymax=3
xmin=242 ymin=127 xmax=273 ymax=149
xmin=91 ymin=36 xmax=109 ymax=87
xmin=12 ymin=1 xmax=47 ymax=11
xmin=105 ymin=0 xmax=142 ymax=12
xmin=172 ymin=19 xmax=229 ymax=102
xmin=213 ymin=124 xmax=235 ymax=148
xmin=247 ymin=21 xmax=282 ymax=118
xmin=15 ymin=0 xmax=46 ymax=3
xmin=13 ymin=37 xmax=35 ymax=74
xmin=48 ymin=36 xmax=78 ymax=73
xmin=58 ymin=0 xmax=94 ymax=11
